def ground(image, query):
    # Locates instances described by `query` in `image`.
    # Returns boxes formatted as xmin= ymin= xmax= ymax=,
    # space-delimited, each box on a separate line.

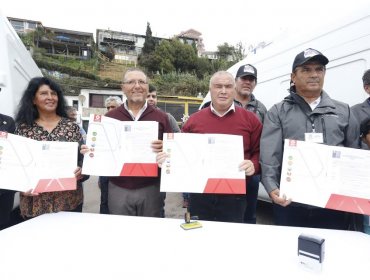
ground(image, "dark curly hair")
xmin=15 ymin=77 xmax=68 ymax=125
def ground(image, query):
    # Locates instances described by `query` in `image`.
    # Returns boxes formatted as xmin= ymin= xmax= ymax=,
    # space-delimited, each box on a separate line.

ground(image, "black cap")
xmin=236 ymin=64 xmax=257 ymax=79
xmin=292 ymin=48 xmax=329 ymax=71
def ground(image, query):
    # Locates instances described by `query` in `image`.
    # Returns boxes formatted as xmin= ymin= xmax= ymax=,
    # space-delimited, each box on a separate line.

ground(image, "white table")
xmin=0 ymin=212 xmax=369 ymax=279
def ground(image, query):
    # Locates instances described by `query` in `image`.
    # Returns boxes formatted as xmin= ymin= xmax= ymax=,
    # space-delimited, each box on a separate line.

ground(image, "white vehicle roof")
xmin=201 ymin=9 xmax=370 ymax=110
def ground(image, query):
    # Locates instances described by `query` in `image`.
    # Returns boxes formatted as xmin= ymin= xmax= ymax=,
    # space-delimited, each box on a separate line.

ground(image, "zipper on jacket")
xmin=321 ymin=117 xmax=327 ymax=143
xmin=311 ymin=122 xmax=315 ymax=133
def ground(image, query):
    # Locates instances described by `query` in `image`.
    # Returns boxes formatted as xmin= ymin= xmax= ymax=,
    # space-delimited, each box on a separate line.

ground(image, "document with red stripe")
xmin=160 ymin=133 xmax=245 ymax=194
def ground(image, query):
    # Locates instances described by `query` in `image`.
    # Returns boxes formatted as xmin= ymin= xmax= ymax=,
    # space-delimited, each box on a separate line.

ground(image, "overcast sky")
xmin=1 ymin=0 xmax=369 ymax=51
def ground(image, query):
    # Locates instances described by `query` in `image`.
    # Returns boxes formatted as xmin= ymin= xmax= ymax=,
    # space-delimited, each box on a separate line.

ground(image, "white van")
xmin=0 ymin=11 xmax=42 ymax=117
xmin=227 ymin=14 xmax=370 ymax=110
xmin=202 ymin=12 xmax=370 ymax=201
xmin=0 ymin=11 xmax=42 ymax=212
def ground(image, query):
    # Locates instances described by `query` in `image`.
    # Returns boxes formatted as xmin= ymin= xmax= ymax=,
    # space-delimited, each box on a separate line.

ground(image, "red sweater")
xmin=182 ymin=106 xmax=262 ymax=175
xmin=106 ymin=104 xmax=172 ymax=189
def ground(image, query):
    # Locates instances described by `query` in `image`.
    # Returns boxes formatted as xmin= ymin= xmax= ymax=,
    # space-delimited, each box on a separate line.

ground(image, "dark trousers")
xmin=98 ymin=176 xmax=110 ymax=214
xmin=189 ymin=193 xmax=246 ymax=223
xmin=0 ymin=190 xmax=15 ymax=230
xmin=160 ymin=192 xmax=166 ymax=218
xmin=273 ymin=202 xmax=350 ymax=230
xmin=243 ymin=175 xmax=260 ymax=224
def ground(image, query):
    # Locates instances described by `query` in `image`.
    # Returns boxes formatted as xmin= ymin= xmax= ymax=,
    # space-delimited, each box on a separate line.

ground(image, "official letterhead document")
xmin=82 ymin=115 xmax=158 ymax=177
xmin=0 ymin=132 xmax=78 ymax=192
xmin=280 ymin=139 xmax=370 ymax=215
xmin=160 ymin=133 xmax=246 ymax=194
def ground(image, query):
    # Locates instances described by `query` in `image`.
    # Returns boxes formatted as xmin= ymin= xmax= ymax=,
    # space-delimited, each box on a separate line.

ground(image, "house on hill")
xmin=8 ymin=17 xmax=94 ymax=60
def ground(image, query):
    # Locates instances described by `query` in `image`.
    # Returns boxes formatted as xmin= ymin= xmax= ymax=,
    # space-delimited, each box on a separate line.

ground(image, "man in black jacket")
xmin=0 ymin=113 xmax=16 ymax=230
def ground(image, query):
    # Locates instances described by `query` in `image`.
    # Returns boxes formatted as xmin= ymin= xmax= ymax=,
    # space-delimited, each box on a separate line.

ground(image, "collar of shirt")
xmin=309 ymin=96 xmax=321 ymax=110
xmin=124 ymin=100 xmax=148 ymax=121
xmin=210 ymin=102 xmax=235 ymax=117
xmin=249 ymin=94 xmax=256 ymax=102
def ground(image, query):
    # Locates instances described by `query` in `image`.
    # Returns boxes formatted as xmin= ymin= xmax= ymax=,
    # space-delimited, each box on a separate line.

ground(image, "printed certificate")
xmin=82 ymin=115 xmax=158 ymax=177
xmin=0 ymin=132 xmax=78 ymax=192
xmin=160 ymin=133 xmax=246 ymax=194
xmin=280 ymin=139 xmax=370 ymax=215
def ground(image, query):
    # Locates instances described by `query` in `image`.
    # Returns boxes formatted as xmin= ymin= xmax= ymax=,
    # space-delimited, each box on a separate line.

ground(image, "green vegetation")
xmin=151 ymin=72 xmax=210 ymax=96
xmin=32 ymin=47 xmax=100 ymax=77
xmin=137 ymin=23 xmax=248 ymax=95
xmin=19 ymin=24 xmax=248 ymax=97
xmin=139 ymin=38 xmax=239 ymax=79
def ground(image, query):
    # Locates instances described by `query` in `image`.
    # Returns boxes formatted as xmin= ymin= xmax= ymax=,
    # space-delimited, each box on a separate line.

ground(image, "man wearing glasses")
xmin=104 ymin=68 xmax=172 ymax=217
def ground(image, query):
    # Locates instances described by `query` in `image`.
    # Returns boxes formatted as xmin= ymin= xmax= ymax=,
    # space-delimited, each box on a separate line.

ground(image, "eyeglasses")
xmin=123 ymin=79 xmax=148 ymax=86
xmin=106 ymin=106 xmax=117 ymax=110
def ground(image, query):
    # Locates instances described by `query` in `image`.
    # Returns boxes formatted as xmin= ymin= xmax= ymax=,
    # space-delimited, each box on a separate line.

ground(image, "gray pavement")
xmin=82 ymin=176 xmax=273 ymax=224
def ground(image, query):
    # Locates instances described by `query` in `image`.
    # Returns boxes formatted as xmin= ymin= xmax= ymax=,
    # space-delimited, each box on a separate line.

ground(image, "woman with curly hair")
xmin=14 ymin=77 xmax=85 ymax=218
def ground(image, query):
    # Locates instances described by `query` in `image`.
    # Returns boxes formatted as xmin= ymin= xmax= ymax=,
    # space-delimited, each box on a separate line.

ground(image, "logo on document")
xmin=94 ymin=114 xmax=102 ymax=122
xmin=288 ymin=139 xmax=297 ymax=147
xmin=0 ymin=131 xmax=8 ymax=138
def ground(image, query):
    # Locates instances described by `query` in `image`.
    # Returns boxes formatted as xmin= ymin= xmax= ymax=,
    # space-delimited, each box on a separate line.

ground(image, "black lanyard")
xmin=290 ymin=94 xmax=317 ymax=132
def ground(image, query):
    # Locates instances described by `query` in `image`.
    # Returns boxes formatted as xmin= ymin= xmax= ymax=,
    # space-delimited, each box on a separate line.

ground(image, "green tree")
xmin=216 ymin=42 xmax=235 ymax=60
xmin=151 ymin=72 xmax=209 ymax=97
xmin=171 ymin=39 xmax=197 ymax=73
xmin=194 ymin=57 xmax=212 ymax=79
xmin=143 ymin=39 xmax=198 ymax=74
xmin=154 ymin=40 xmax=175 ymax=73
xmin=142 ymin=22 xmax=156 ymax=55
xmin=233 ymin=41 xmax=246 ymax=61
xmin=139 ymin=53 xmax=161 ymax=74
xmin=210 ymin=58 xmax=233 ymax=72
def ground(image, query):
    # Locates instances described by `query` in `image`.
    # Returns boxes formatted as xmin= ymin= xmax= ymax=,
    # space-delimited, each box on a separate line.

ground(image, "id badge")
xmin=304 ymin=133 xmax=323 ymax=143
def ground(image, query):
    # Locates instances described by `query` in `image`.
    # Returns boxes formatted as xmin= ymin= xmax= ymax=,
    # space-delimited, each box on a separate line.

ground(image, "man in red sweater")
xmin=105 ymin=68 xmax=172 ymax=217
xmin=181 ymin=71 xmax=262 ymax=222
